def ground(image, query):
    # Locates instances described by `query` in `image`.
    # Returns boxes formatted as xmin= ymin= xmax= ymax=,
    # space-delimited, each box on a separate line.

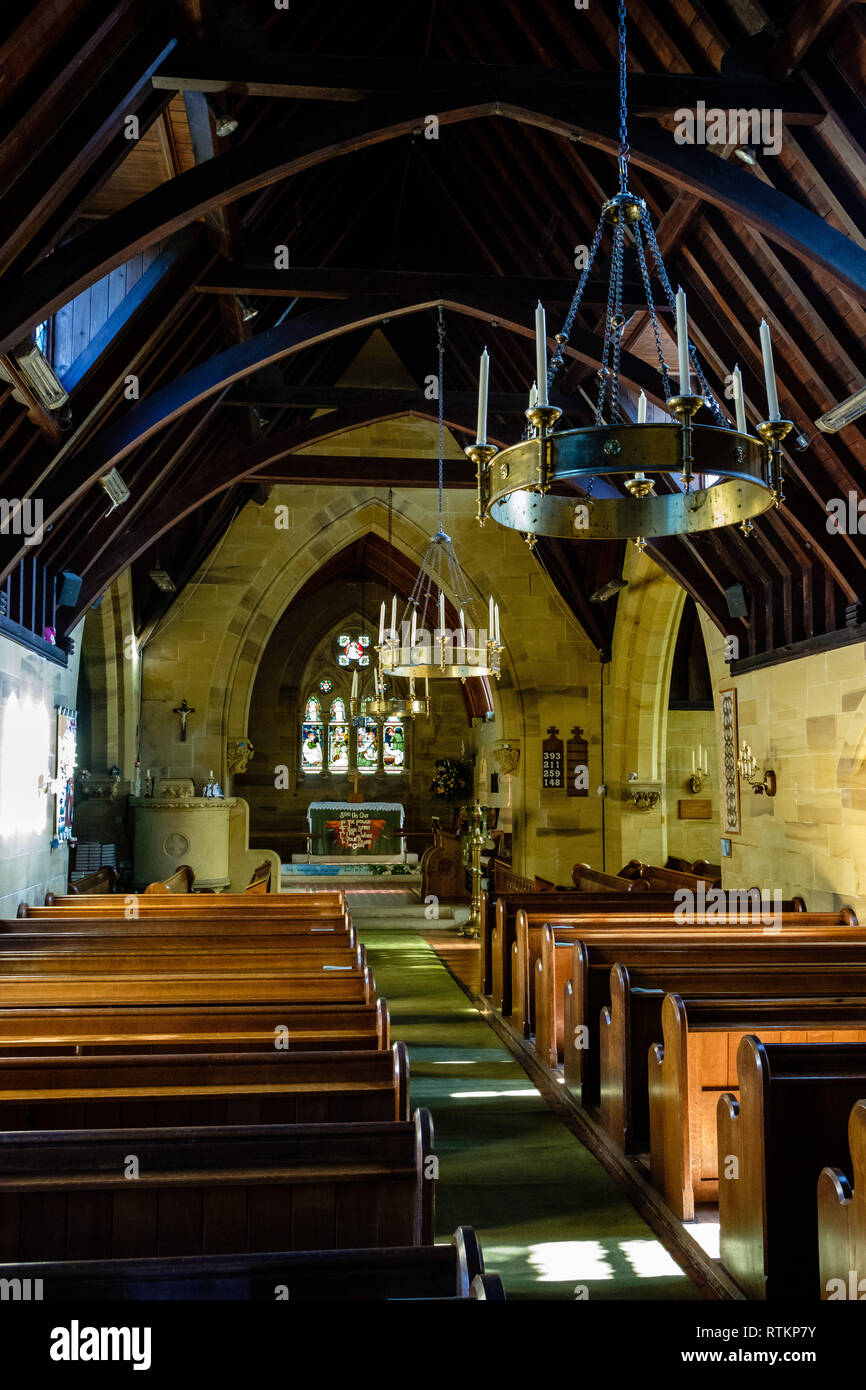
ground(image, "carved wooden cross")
xmin=173 ymin=699 xmax=195 ymax=742
xmin=347 ymin=770 xmax=363 ymax=804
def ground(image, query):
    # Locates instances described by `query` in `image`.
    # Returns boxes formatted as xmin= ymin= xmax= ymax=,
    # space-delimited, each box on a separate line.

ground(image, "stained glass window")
xmin=328 ymin=721 xmax=349 ymax=771
xmin=357 ymin=720 xmax=379 ymax=772
xmin=337 ymin=634 xmax=370 ymax=667
xmin=319 ymin=679 xmax=333 ymax=693
xmin=383 ymin=717 xmax=405 ymax=772
xmin=301 ymin=721 xmax=323 ymax=771
xmin=304 ymin=697 xmax=321 ymax=723
xmin=329 ymin=698 xmax=347 ymax=723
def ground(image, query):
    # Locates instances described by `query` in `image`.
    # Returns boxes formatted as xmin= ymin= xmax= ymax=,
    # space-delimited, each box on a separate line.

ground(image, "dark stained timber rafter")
xmin=0 ymin=87 xmax=865 ymax=359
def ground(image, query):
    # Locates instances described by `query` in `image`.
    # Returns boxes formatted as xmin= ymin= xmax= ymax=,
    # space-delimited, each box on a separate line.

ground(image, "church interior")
xmin=0 ymin=0 xmax=865 ymax=1339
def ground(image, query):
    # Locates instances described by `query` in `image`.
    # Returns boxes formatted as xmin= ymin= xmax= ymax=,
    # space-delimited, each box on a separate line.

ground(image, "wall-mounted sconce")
xmin=628 ymin=789 xmax=660 ymax=812
xmin=687 ymin=743 xmax=710 ymax=794
xmin=737 ymin=740 xmax=776 ymax=796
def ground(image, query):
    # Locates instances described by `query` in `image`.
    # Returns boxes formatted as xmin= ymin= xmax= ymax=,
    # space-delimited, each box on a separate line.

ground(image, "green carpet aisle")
xmin=353 ymin=901 xmax=704 ymax=1302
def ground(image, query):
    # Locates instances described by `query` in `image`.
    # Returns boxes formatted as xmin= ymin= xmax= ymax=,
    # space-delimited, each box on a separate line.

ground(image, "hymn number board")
xmin=567 ymin=727 xmax=589 ymax=798
xmin=542 ymin=727 xmax=564 ymax=789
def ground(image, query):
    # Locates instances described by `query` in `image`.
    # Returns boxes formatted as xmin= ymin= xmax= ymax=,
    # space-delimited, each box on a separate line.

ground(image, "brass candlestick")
xmin=464 ymin=442 xmax=499 ymax=526
xmin=525 ymin=404 xmax=563 ymax=437
xmin=666 ymin=394 xmax=705 ymax=491
xmin=756 ymin=419 xmax=793 ymax=506
xmin=460 ymin=800 xmax=485 ymax=939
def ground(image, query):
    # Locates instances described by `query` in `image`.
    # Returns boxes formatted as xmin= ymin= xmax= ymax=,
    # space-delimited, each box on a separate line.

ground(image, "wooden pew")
xmin=0 ymin=965 xmax=377 ymax=1007
xmin=489 ymin=891 xmax=736 ymax=1015
xmin=0 ymin=940 xmax=367 ymax=975
xmin=0 ymin=999 xmax=390 ymax=1056
xmin=143 ymin=865 xmax=196 ymax=894
xmin=718 ymin=1038 xmax=866 ymax=1299
xmin=512 ymin=900 xmax=825 ymax=1036
xmin=245 ymin=861 xmax=272 ymax=893
xmin=572 ymin=864 xmax=652 ymax=892
xmin=818 ymin=1099 xmax=866 ymax=1300
xmin=649 ymin=993 xmax=866 ymax=1219
xmin=66 ymin=867 xmax=116 ymax=895
xmin=0 ymin=1227 xmax=503 ymax=1300
xmin=556 ymin=928 xmax=866 ymax=1112
xmin=0 ymin=1110 xmax=435 ymax=1260
xmin=542 ymin=924 xmax=866 ymax=1078
xmin=0 ymin=919 xmax=355 ymax=943
xmin=0 ymin=1045 xmax=410 ymax=1129
xmin=33 ymin=892 xmax=346 ymax=915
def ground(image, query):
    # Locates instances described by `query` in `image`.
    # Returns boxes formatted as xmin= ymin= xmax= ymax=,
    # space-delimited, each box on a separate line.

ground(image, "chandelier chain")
xmin=617 ymin=0 xmax=630 ymax=193
xmin=436 ymin=305 xmax=445 ymax=524
xmin=633 ymin=219 xmax=673 ymax=400
xmin=642 ymin=215 xmax=726 ymax=426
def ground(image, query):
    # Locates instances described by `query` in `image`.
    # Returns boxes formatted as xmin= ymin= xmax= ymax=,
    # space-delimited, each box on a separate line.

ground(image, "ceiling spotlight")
xmin=99 ymin=468 xmax=130 ymax=516
xmin=149 ymin=568 xmax=176 ymax=594
xmin=590 ymin=578 xmax=628 ymax=603
xmin=207 ymin=100 xmax=238 ymax=138
xmin=1 ymin=339 xmax=68 ymax=410
xmin=237 ymin=296 xmax=259 ymax=323
xmin=793 ymin=432 xmax=810 ymax=452
xmin=815 ymin=385 xmax=866 ymax=433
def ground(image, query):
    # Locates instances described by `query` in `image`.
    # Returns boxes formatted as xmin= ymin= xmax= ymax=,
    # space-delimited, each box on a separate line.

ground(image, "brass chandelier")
xmin=376 ymin=309 xmax=502 ymax=682
xmin=466 ymin=0 xmax=792 ymax=551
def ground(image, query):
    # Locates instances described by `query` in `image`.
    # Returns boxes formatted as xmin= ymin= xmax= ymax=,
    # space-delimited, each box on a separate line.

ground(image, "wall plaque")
xmin=678 ymin=799 xmax=712 ymax=820
xmin=719 ymin=688 xmax=741 ymax=835
xmin=542 ymin=727 xmax=564 ymax=789
xmin=566 ymin=726 xmax=589 ymax=798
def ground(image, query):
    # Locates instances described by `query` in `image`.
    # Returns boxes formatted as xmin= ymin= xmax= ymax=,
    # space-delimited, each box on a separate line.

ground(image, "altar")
xmin=306 ymin=801 xmax=405 ymax=859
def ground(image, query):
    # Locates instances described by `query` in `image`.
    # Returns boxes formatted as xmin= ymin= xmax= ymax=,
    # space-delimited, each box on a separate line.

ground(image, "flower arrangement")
xmin=431 ymin=758 xmax=471 ymax=800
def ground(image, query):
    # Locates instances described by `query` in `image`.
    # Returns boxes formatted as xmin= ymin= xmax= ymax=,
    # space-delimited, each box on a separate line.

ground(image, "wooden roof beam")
xmin=194 ymin=265 xmax=659 ymax=309
xmin=2 ymin=92 xmax=864 ymax=358
xmin=772 ymin=0 xmax=855 ymax=79
xmin=151 ymin=51 xmax=826 ymax=119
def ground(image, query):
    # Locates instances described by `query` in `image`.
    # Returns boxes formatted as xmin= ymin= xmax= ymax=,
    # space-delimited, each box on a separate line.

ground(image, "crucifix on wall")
xmin=173 ymin=699 xmax=195 ymax=742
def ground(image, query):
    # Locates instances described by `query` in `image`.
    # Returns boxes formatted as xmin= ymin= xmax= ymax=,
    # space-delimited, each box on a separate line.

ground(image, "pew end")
xmin=818 ymin=1098 xmax=866 ymax=1300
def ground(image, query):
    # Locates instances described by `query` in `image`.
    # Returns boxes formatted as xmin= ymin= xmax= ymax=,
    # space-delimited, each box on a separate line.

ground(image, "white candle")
xmin=438 ymin=591 xmax=445 ymax=634
xmin=759 ymin=319 xmax=780 ymax=421
xmin=488 ymin=595 xmax=494 ymax=640
xmin=732 ymin=364 xmax=746 ymax=433
xmin=351 ymin=669 xmax=358 ymax=700
xmin=535 ymin=302 xmax=548 ymax=407
xmin=390 ymin=596 xmax=397 ymax=642
xmin=703 ymin=747 xmax=709 ymax=774
xmin=675 ymin=287 xmax=691 ymax=392
xmin=494 ymin=604 xmax=500 ymax=645
xmin=424 ymin=677 xmax=429 ymax=698
xmin=637 ymin=390 xmax=647 ymax=424
xmin=378 ymin=600 xmax=385 ymax=645
xmin=410 ymin=608 xmax=417 ymax=647
xmin=529 ymin=381 xmax=537 ymax=410
xmin=476 ymin=347 xmax=489 ymax=445
xmin=691 ymin=750 xmax=696 ymax=774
